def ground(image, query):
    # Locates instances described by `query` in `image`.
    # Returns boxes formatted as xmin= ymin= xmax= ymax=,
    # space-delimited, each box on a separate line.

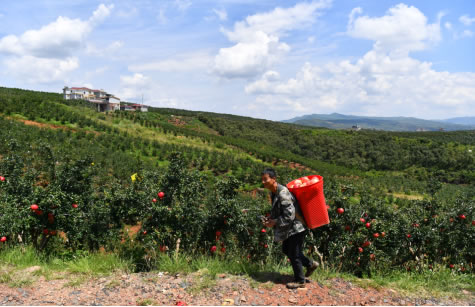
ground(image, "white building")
xmin=63 ymin=86 xmax=120 ymax=112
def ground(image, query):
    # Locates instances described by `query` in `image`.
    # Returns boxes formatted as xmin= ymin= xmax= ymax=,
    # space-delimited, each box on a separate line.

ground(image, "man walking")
xmin=261 ymin=168 xmax=319 ymax=289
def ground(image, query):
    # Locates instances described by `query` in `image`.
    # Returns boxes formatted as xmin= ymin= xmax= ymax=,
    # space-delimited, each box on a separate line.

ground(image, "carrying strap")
xmin=273 ymin=184 xmax=308 ymax=228
xmin=291 ymin=194 xmax=308 ymax=228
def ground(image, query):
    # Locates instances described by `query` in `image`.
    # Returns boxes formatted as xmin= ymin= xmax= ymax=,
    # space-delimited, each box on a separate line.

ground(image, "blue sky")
xmin=0 ymin=0 xmax=474 ymax=120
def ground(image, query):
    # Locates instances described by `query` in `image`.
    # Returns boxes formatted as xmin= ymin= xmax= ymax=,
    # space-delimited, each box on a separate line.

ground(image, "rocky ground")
xmin=0 ymin=267 xmax=473 ymax=306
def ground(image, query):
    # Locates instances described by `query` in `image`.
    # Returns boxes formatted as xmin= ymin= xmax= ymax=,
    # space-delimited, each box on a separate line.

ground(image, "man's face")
xmin=261 ymin=173 xmax=276 ymax=190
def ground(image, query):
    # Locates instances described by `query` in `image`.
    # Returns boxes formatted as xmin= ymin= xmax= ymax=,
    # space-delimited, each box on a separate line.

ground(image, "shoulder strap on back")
xmin=289 ymin=191 xmax=307 ymax=228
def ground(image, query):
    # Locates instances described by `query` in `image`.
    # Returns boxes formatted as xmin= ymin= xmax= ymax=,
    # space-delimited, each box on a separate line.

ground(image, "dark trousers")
xmin=282 ymin=230 xmax=312 ymax=283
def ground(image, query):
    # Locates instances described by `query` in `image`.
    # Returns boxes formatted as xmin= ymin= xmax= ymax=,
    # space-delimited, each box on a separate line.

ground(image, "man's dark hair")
xmin=261 ymin=168 xmax=277 ymax=179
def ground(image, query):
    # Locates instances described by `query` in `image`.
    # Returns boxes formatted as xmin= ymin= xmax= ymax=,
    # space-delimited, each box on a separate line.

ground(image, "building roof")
xmin=71 ymin=87 xmax=93 ymax=91
xmin=70 ymin=87 xmax=107 ymax=93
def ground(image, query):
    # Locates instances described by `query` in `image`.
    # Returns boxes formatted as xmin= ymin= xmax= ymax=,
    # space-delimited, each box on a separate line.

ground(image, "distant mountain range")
xmin=283 ymin=113 xmax=475 ymax=131
xmin=439 ymin=117 xmax=475 ymax=126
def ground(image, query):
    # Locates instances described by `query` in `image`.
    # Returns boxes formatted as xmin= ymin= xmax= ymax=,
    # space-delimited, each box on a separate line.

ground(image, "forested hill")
xmin=283 ymin=113 xmax=475 ymax=131
xmin=1 ymin=86 xmax=475 ymax=188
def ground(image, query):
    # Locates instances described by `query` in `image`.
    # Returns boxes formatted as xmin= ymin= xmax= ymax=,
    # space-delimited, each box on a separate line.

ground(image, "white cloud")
xmin=174 ymin=0 xmax=192 ymax=11
xmin=347 ymin=4 xmax=441 ymax=54
xmin=118 ymin=72 xmax=189 ymax=108
xmin=213 ymin=8 xmax=228 ymax=21
xmin=158 ymin=0 xmax=191 ymax=23
xmin=454 ymin=29 xmax=475 ymax=40
xmin=158 ymin=8 xmax=168 ymax=24
xmin=85 ymin=41 xmax=124 ymax=57
xmin=119 ymin=73 xmax=152 ymax=101
xmin=461 ymin=30 xmax=474 ymax=38
xmin=213 ymin=0 xmax=331 ymax=79
xmin=244 ymin=4 xmax=475 ymax=119
xmin=89 ymin=3 xmax=114 ymax=26
xmin=0 ymin=4 xmax=113 ymax=84
xmin=214 ymin=32 xmax=290 ymax=78
xmin=348 ymin=7 xmax=362 ymax=26
xmin=444 ymin=22 xmax=452 ymax=30
xmin=121 ymin=73 xmax=150 ymax=88
xmin=246 ymin=52 xmax=475 ymax=118
xmin=4 ymin=56 xmax=79 ymax=83
xmin=0 ymin=17 xmax=89 ymax=58
xmin=117 ymin=7 xmax=138 ymax=18
xmin=129 ymin=52 xmax=212 ymax=72
xmin=0 ymin=3 xmax=113 ymax=58
xmin=459 ymin=15 xmax=475 ymax=26
xmin=84 ymin=66 xmax=109 ymax=80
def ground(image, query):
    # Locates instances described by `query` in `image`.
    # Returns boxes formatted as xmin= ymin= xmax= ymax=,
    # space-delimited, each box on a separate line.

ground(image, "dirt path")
xmin=5 ymin=117 xmax=100 ymax=136
xmin=0 ymin=269 xmax=472 ymax=306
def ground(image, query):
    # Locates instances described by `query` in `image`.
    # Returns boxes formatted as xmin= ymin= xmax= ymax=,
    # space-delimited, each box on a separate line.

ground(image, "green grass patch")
xmin=137 ymin=298 xmax=157 ymax=306
xmin=8 ymin=276 xmax=35 ymax=288
xmin=0 ymin=271 xmax=12 ymax=284
xmin=154 ymin=253 xmax=252 ymax=277
xmin=65 ymin=253 xmax=131 ymax=275
xmin=364 ymin=268 xmax=474 ymax=300
xmin=308 ymin=266 xmax=474 ymax=301
xmin=0 ymin=246 xmax=472 ymax=301
xmin=0 ymin=246 xmax=132 ymax=278
xmin=0 ymin=246 xmax=42 ymax=268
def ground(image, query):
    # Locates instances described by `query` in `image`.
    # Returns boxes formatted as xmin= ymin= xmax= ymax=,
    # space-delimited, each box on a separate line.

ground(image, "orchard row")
xmin=1 ymin=152 xmax=473 ymax=274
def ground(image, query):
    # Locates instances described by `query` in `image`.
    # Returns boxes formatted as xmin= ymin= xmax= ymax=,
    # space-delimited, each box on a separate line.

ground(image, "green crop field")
xmin=0 ymin=87 xmax=473 ymax=298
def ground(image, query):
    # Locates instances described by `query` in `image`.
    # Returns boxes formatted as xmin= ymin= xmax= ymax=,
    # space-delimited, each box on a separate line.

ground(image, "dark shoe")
xmin=286 ymin=281 xmax=306 ymax=289
xmin=305 ymin=261 xmax=319 ymax=277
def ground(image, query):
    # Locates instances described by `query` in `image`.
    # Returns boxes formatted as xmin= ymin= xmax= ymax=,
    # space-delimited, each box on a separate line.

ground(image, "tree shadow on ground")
xmin=249 ymin=271 xmax=294 ymax=285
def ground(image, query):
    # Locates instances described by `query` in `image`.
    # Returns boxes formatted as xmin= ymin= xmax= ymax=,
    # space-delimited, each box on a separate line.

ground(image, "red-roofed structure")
xmin=63 ymin=86 xmax=120 ymax=112
xmin=64 ymin=86 xmax=149 ymax=112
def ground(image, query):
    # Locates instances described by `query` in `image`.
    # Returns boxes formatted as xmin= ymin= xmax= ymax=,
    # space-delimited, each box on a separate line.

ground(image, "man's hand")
xmin=264 ymin=219 xmax=277 ymax=228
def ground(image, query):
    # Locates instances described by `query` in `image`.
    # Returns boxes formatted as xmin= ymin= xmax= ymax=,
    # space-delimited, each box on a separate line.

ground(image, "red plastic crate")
xmin=287 ymin=175 xmax=330 ymax=229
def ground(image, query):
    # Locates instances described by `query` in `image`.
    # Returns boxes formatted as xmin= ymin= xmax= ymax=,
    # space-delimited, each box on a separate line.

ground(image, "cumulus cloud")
xmin=213 ymin=0 xmax=331 ymax=79
xmin=118 ymin=73 xmax=149 ymax=102
xmin=0 ymin=4 xmax=113 ymax=59
xmin=347 ymin=4 xmax=441 ymax=54
xmin=459 ymin=15 xmax=475 ymax=26
xmin=244 ymin=3 xmax=475 ymax=119
xmin=85 ymin=40 xmax=124 ymax=57
xmin=5 ymin=56 xmax=79 ymax=84
xmin=119 ymin=73 xmax=151 ymax=100
xmin=118 ymin=72 xmax=189 ymax=108
xmin=129 ymin=52 xmax=212 ymax=72
xmin=214 ymin=33 xmax=290 ymax=78
xmin=0 ymin=4 xmax=113 ymax=83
